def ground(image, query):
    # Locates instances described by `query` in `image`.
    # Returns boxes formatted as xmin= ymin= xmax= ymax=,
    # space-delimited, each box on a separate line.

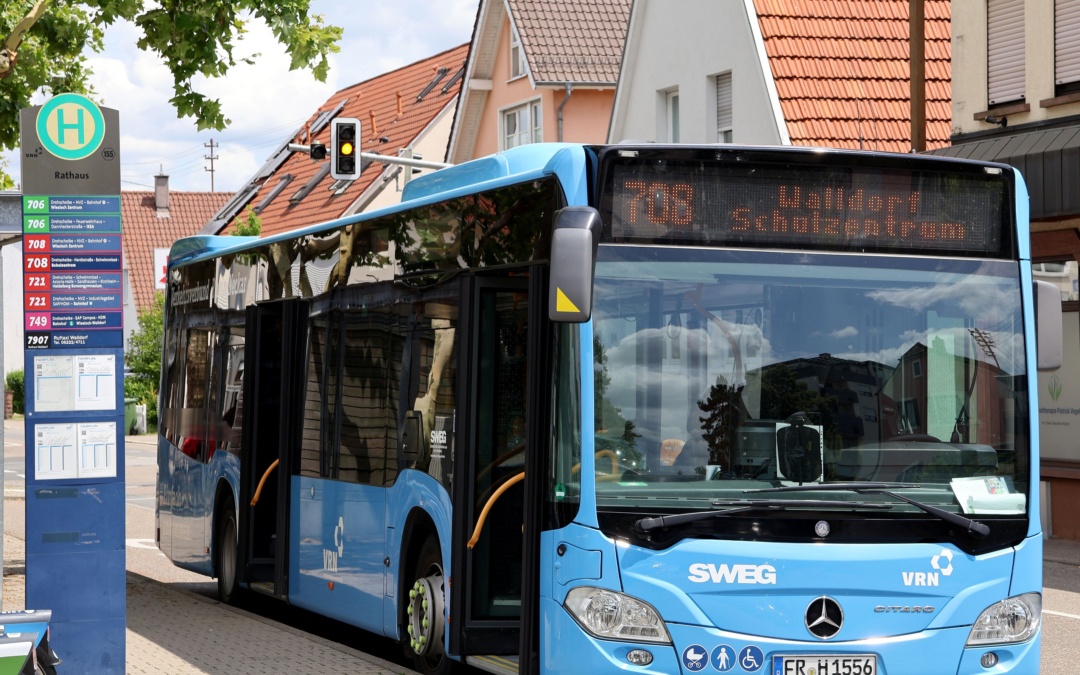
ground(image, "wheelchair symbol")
xmin=739 ymin=645 xmax=764 ymax=672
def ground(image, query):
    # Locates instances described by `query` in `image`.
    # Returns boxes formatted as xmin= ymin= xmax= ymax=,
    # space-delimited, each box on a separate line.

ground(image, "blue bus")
xmin=156 ymin=143 xmax=1060 ymax=675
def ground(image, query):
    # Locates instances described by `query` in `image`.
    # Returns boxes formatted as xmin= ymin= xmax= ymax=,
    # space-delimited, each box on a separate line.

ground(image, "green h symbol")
xmin=55 ymin=107 xmax=86 ymax=146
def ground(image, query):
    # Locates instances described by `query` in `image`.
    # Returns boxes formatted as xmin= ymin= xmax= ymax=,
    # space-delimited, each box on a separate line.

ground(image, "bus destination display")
xmin=604 ymin=160 xmax=1008 ymax=256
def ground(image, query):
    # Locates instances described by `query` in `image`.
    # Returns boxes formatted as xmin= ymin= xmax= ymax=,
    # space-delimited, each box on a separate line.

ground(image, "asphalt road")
xmin=4 ymin=419 xmax=1080 ymax=672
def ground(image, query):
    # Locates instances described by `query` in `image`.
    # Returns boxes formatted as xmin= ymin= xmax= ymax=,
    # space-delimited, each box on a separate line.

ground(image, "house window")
xmin=666 ymin=89 xmax=680 ymax=142
xmin=503 ymin=100 xmax=542 ymax=149
xmin=987 ymin=0 xmax=1025 ymax=106
xmin=510 ymin=27 xmax=526 ymax=79
xmin=1056 ymin=0 xmax=1080 ymax=94
xmin=715 ymin=72 xmax=733 ymax=143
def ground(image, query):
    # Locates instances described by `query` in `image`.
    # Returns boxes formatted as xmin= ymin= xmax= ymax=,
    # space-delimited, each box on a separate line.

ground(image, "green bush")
xmin=5 ymin=369 xmax=24 ymax=415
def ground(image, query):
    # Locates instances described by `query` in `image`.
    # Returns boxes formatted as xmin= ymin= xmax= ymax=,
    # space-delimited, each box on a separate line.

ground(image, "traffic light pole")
xmin=286 ymin=143 xmax=453 ymax=171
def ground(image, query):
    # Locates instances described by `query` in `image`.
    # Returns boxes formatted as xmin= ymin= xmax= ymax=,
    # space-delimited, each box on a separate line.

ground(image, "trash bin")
xmin=124 ymin=398 xmax=137 ymax=435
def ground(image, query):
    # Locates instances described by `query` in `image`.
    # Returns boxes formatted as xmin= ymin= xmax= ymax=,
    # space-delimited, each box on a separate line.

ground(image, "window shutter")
xmin=988 ymin=0 xmax=1025 ymax=105
xmin=716 ymin=73 xmax=732 ymax=141
xmin=1057 ymin=0 xmax=1080 ymax=85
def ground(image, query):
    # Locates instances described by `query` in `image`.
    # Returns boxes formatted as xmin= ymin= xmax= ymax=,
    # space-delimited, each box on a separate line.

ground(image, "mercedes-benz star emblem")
xmin=805 ymin=596 xmax=844 ymax=639
xmin=814 ymin=520 xmax=830 ymax=538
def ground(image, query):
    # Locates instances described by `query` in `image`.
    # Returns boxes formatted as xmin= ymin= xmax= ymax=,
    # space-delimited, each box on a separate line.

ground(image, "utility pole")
xmin=204 ymin=139 xmax=218 ymax=191
xmin=909 ymin=0 xmax=926 ymax=153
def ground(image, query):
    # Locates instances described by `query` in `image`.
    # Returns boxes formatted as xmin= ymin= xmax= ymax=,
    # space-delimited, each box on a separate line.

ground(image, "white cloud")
xmin=5 ymin=2 xmax=476 ymax=193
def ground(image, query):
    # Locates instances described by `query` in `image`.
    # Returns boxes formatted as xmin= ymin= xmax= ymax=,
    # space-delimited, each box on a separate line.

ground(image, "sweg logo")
xmin=687 ymin=563 xmax=777 ymax=584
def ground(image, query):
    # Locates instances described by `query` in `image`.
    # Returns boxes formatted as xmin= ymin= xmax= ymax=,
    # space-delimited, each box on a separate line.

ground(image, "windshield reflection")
xmin=591 ymin=247 xmax=1029 ymax=516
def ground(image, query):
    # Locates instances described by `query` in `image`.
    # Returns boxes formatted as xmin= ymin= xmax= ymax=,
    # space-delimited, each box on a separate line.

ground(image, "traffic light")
xmin=330 ymin=118 xmax=360 ymax=180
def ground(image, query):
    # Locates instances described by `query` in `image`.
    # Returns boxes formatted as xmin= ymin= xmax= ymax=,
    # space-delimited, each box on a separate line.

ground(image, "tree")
xmin=125 ymin=290 xmax=165 ymax=426
xmin=231 ymin=205 xmax=261 ymax=236
xmin=0 ymin=0 xmax=341 ymax=185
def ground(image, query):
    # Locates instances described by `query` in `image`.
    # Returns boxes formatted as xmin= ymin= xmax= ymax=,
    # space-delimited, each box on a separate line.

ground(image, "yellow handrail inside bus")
xmin=571 ymin=449 xmax=619 ymax=477
xmin=467 ymin=471 xmax=525 ymax=549
xmin=251 ymin=459 xmax=279 ymax=507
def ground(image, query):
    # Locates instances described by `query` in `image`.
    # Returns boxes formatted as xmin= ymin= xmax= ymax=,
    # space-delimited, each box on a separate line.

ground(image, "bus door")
xmin=238 ymin=298 xmax=308 ymax=597
xmin=452 ymin=274 xmax=549 ymax=675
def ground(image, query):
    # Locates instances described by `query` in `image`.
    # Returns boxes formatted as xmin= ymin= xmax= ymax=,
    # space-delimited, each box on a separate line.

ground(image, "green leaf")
xmin=0 ymin=0 xmax=342 ymax=184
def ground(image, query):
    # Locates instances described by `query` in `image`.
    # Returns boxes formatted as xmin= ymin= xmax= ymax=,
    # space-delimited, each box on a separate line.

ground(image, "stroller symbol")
xmin=682 ymin=644 xmax=708 ymax=671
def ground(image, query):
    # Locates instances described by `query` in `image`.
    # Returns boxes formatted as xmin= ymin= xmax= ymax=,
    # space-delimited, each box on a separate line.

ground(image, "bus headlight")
xmin=966 ymin=593 xmax=1041 ymax=645
xmin=563 ymin=586 xmax=671 ymax=644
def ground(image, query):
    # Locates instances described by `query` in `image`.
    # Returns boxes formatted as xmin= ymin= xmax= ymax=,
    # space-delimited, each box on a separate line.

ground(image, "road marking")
xmin=1045 ymin=609 xmax=1080 ymax=621
xmin=126 ymin=539 xmax=158 ymax=550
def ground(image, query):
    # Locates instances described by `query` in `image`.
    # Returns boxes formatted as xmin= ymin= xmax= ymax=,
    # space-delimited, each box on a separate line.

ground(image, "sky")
xmin=2 ymin=0 xmax=477 ymax=193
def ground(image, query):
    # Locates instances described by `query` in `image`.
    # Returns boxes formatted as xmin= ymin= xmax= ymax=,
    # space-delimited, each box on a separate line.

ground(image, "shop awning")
xmin=930 ymin=127 xmax=1080 ymax=221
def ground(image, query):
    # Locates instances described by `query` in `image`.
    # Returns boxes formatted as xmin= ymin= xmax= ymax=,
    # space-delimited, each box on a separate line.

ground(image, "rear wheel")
xmin=216 ymin=497 xmax=239 ymax=604
xmin=404 ymin=535 xmax=452 ymax=675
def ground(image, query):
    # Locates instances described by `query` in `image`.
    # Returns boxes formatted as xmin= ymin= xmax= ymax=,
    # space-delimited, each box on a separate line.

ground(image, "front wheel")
xmin=216 ymin=498 xmax=239 ymax=604
xmin=404 ymin=536 xmax=452 ymax=675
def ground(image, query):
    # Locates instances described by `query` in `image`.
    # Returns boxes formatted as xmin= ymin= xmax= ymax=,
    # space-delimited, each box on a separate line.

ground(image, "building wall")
xmin=472 ymin=15 xmax=615 ymax=159
xmin=953 ymin=2 xmax=1080 ymax=541
xmin=952 ymin=2 xmax=1080 ymax=135
xmin=608 ymin=0 xmax=783 ymax=145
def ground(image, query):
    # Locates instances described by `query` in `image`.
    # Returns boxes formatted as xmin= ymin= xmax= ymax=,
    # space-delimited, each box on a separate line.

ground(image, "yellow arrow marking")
xmin=556 ymin=288 xmax=580 ymax=313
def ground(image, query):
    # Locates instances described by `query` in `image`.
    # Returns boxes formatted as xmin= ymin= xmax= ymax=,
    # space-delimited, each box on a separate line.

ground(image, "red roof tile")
xmin=508 ymin=0 xmax=631 ymax=84
xmin=122 ymin=189 xmax=232 ymax=310
xmin=220 ymin=43 xmax=470 ymax=240
xmin=753 ymin=0 xmax=951 ymax=152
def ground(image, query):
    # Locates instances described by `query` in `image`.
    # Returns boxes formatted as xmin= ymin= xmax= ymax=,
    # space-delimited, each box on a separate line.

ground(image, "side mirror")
xmin=549 ymin=207 xmax=601 ymax=323
xmin=1035 ymin=280 xmax=1063 ymax=371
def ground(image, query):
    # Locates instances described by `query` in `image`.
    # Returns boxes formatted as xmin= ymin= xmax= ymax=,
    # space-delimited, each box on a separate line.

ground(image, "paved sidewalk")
xmin=2 ymin=531 xmax=416 ymax=674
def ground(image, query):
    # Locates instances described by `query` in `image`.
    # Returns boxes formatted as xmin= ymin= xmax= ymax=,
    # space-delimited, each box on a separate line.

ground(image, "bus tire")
xmin=216 ymin=496 xmax=240 ymax=604
xmin=404 ymin=535 xmax=452 ymax=675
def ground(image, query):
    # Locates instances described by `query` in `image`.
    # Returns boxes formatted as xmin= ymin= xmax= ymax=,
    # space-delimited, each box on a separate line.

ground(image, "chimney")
xmin=154 ymin=173 xmax=170 ymax=218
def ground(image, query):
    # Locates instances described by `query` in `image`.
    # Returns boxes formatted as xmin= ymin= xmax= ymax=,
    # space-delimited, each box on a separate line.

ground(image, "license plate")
xmin=772 ymin=654 xmax=878 ymax=675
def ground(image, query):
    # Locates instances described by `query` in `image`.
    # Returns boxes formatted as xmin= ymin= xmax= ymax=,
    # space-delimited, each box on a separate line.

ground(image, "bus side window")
xmin=179 ymin=329 xmax=211 ymax=461
xmin=338 ymin=310 xmax=396 ymax=486
xmin=407 ymin=300 xmax=458 ymax=490
xmin=219 ymin=329 xmax=245 ymax=456
xmin=300 ymin=317 xmax=331 ymax=478
xmin=161 ymin=322 xmax=183 ymax=446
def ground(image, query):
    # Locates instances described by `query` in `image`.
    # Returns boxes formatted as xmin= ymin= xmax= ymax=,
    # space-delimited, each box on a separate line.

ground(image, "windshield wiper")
xmin=747 ymin=483 xmax=990 ymax=537
xmin=634 ymin=498 xmax=891 ymax=533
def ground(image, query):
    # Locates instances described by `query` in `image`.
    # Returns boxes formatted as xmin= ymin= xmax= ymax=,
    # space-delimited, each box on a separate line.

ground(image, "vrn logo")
xmin=323 ymin=516 xmax=344 ymax=572
xmin=687 ymin=563 xmax=777 ymax=585
xmin=902 ymin=548 xmax=954 ymax=587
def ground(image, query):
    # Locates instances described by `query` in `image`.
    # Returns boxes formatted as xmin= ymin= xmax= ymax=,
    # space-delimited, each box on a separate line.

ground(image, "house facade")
xmin=935 ymin=1 xmax=1080 ymax=540
xmin=609 ymin=0 xmax=951 ymax=151
xmin=449 ymin=0 xmax=630 ymax=163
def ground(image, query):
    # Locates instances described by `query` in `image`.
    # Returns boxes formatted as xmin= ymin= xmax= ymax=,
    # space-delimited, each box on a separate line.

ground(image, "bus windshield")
xmin=591 ymin=245 xmax=1030 ymax=538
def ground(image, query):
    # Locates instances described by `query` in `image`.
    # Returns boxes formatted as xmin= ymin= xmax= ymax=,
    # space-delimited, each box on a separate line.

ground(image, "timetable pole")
xmin=19 ymin=95 xmax=126 ymax=673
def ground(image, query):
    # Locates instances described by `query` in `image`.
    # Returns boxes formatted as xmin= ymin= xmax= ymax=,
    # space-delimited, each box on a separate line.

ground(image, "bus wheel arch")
xmin=213 ymin=481 xmax=240 ymax=604
xmin=399 ymin=511 xmax=451 ymax=675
